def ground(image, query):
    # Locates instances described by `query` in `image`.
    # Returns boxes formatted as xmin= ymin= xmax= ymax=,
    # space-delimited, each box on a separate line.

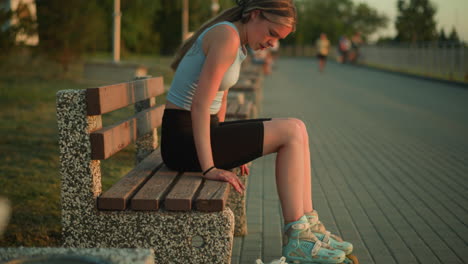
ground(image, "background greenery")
xmin=4 ymin=0 xmax=462 ymax=71
xmin=0 ymin=52 xmax=172 ymax=246
xmin=2 ymin=0 xmax=392 ymax=71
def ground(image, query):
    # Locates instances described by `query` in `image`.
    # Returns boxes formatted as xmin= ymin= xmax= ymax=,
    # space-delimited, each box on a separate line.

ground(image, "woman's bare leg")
xmin=262 ymin=118 xmax=309 ymax=223
xmin=294 ymin=119 xmax=313 ymax=213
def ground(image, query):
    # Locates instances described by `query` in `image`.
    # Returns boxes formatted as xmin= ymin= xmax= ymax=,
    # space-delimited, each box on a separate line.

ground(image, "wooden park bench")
xmin=56 ymin=76 xmax=250 ymax=264
xmin=231 ymin=64 xmax=264 ymax=113
xmin=226 ymin=92 xmax=257 ymax=120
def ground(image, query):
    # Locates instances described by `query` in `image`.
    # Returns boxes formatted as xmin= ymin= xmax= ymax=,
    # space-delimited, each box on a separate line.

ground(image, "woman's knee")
xmin=289 ymin=118 xmax=309 ymax=142
xmin=288 ymin=118 xmax=307 ymax=132
xmin=283 ymin=118 xmax=308 ymax=140
xmin=263 ymin=119 xmax=303 ymax=154
xmin=279 ymin=118 xmax=304 ymax=144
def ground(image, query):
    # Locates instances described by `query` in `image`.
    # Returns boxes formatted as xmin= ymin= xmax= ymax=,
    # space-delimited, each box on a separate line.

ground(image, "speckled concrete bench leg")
xmin=228 ymin=168 xmax=248 ymax=236
xmin=62 ymin=210 xmax=234 ymax=263
xmin=57 ymin=87 xmax=234 ymax=264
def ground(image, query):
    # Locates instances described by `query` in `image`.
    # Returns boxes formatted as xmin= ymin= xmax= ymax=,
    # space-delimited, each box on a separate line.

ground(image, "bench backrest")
xmin=57 ymin=76 xmax=230 ymax=214
xmin=86 ymin=77 xmax=165 ymax=160
xmin=57 ymin=77 xmax=164 ymax=213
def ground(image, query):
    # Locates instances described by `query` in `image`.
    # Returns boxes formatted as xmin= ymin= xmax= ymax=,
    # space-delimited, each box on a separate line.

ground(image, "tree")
xmin=188 ymin=0 xmax=211 ymax=31
xmin=287 ymin=0 xmax=354 ymax=46
xmin=0 ymin=7 xmax=17 ymax=52
xmin=0 ymin=3 xmax=37 ymax=54
xmin=438 ymin=28 xmax=447 ymax=42
xmin=448 ymin=26 xmax=460 ymax=44
xmin=284 ymin=0 xmax=387 ymax=46
xmin=154 ymin=0 xmax=181 ymax=55
xmin=154 ymin=0 xmax=230 ymax=55
xmin=36 ymin=0 xmax=106 ymax=71
xmin=120 ymin=0 xmax=161 ymax=54
xmin=395 ymin=0 xmax=438 ymax=43
xmin=351 ymin=3 xmax=388 ymax=39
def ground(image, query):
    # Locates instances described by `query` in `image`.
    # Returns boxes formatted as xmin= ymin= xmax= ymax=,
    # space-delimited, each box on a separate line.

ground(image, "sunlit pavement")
xmin=232 ymin=57 xmax=468 ymax=264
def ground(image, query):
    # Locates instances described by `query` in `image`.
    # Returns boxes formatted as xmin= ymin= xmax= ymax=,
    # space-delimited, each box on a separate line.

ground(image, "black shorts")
xmin=161 ymin=109 xmax=271 ymax=171
xmin=317 ymin=54 xmax=327 ymax=60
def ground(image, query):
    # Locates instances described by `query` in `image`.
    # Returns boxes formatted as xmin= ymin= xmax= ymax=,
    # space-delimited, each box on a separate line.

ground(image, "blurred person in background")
xmin=269 ymin=39 xmax=280 ymax=68
xmin=315 ymin=33 xmax=330 ymax=72
xmin=338 ymin=35 xmax=351 ymax=63
xmin=348 ymin=32 xmax=362 ymax=63
xmin=250 ymin=46 xmax=273 ymax=75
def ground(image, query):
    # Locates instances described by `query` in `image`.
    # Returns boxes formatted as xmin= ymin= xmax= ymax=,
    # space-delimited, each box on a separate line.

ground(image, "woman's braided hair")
xmin=171 ymin=0 xmax=296 ymax=70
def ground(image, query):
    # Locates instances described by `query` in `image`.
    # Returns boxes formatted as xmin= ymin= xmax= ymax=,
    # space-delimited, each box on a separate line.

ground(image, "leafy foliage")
xmin=35 ymin=0 xmax=106 ymax=71
xmin=154 ymin=0 xmax=182 ymax=55
xmin=284 ymin=0 xmax=388 ymax=45
xmin=352 ymin=3 xmax=388 ymax=38
xmin=395 ymin=0 xmax=437 ymax=42
xmin=448 ymin=27 xmax=460 ymax=44
xmin=154 ymin=0 xmax=233 ymax=55
xmin=120 ymin=0 xmax=161 ymax=55
xmin=438 ymin=28 xmax=447 ymax=42
xmin=0 ymin=2 xmax=37 ymax=53
xmin=32 ymin=0 xmax=388 ymax=59
xmin=0 ymin=7 xmax=15 ymax=51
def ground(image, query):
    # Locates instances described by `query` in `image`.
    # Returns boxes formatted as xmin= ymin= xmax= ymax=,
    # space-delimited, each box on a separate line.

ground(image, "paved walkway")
xmin=232 ymin=58 xmax=468 ymax=264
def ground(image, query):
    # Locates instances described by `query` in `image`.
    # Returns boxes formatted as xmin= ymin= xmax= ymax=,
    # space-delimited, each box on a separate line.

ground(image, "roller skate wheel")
xmin=346 ymin=254 xmax=359 ymax=264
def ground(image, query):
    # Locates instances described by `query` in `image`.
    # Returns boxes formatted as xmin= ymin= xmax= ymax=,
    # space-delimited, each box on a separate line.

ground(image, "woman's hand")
xmin=204 ymin=168 xmax=245 ymax=194
xmin=239 ymin=164 xmax=250 ymax=176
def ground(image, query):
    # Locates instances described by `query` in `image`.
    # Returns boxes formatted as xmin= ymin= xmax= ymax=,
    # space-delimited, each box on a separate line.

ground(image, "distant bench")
xmin=56 ymin=76 xmax=252 ymax=264
xmin=231 ymin=63 xmax=264 ymax=114
xmin=226 ymin=92 xmax=256 ymax=120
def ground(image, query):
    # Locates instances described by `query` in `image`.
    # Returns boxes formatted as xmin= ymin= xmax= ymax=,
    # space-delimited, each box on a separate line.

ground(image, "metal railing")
xmin=359 ymin=42 xmax=467 ymax=82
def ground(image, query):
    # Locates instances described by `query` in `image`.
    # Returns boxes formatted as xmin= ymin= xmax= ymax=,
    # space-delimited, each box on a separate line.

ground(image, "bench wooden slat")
xmin=227 ymin=92 xmax=245 ymax=105
xmin=237 ymin=101 xmax=253 ymax=119
xmin=97 ymin=150 xmax=163 ymax=210
xmin=86 ymin=77 xmax=164 ymax=115
xmin=90 ymin=105 xmax=165 ymax=160
xmin=165 ymin=172 xmax=203 ymax=211
xmin=232 ymin=78 xmax=255 ymax=91
xmin=130 ymin=165 xmax=179 ymax=211
xmin=241 ymin=72 xmax=262 ymax=82
xmin=226 ymin=100 xmax=240 ymax=118
xmin=242 ymin=65 xmax=263 ymax=75
xmin=253 ymin=77 xmax=263 ymax=90
xmin=195 ymin=180 xmax=230 ymax=212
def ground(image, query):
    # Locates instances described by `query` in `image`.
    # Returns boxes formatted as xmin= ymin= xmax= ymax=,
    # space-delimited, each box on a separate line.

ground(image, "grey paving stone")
xmin=237 ymin=58 xmax=468 ymax=264
xmin=232 ymin=237 xmax=242 ymax=264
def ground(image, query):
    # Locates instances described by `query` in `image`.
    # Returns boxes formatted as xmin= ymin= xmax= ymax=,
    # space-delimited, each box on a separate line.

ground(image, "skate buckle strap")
xmin=276 ymin=257 xmax=287 ymax=264
xmin=311 ymin=240 xmax=322 ymax=256
xmin=322 ymin=231 xmax=331 ymax=244
xmin=308 ymin=216 xmax=319 ymax=225
xmin=256 ymin=257 xmax=287 ymax=264
xmin=292 ymin=223 xmax=310 ymax=230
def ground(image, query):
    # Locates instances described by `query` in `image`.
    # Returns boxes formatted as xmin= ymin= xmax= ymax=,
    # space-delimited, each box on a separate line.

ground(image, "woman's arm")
xmin=191 ymin=26 xmax=238 ymax=170
xmin=191 ymin=25 xmax=245 ymax=193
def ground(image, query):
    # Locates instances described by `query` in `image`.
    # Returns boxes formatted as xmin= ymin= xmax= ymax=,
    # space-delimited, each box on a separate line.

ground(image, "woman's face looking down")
xmin=246 ymin=11 xmax=292 ymax=51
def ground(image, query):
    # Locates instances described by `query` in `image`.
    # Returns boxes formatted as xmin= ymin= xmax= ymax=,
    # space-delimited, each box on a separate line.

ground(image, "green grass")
xmin=85 ymin=52 xmax=175 ymax=85
xmin=0 ymin=53 xmax=172 ymax=246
